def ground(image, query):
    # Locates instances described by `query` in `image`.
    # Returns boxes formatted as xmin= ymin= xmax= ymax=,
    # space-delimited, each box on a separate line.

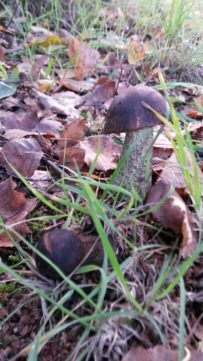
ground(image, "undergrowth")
xmin=0 ymin=1 xmax=203 ymax=360
xmin=0 ymin=0 xmax=203 ymax=82
xmin=0 ymin=93 xmax=203 ymax=359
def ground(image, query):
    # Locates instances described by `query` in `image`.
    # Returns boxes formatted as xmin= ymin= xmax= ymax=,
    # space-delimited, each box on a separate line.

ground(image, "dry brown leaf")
xmin=160 ymin=150 xmax=203 ymax=191
xmin=56 ymin=118 xmax=86 ymax=150
xmin=77 ymin=76 xmax=116 ymax=107
xmin=68 ymin=37 xmax=101 ymax=80
xmin=0 ymin=178 xmax=37 ymax=247
xmin=147 ymin=179 xmax=198 ymax=258
xmin=57 ymin=145 xmax=85 ymax=170
xmin=0 ymin=138 xmax=43 ymax=177
xmin=122 ymin=345 xmax=203 ymax=361
xmin=80 ymin=135 xmax=121 ymax=171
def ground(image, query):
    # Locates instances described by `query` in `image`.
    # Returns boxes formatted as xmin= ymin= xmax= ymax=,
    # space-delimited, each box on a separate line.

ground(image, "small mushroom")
xmin=35 ymin=229 xmax=104 ymax=279
xmin=35 ymin=229 xmax=85 ymax=279
xmin=103 ymin=85 xmax=170 ymax=199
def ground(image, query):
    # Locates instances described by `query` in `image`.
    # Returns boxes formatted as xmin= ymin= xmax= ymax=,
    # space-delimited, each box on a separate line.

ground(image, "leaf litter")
xmin=0 ymin=4 xmax=203 ymax=361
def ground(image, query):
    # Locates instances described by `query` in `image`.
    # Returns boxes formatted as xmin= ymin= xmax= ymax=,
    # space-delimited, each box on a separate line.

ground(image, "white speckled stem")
xmin=114 ymin=127 xmax=153 ymax=199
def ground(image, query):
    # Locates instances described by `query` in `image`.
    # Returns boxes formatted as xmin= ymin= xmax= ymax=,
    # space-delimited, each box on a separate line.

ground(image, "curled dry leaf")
xmin=68 ymin=37 xmax=101 ymax=80
xmin=147 ymin=179 xmax=198 ymax=258
xmin=0 ymin=137 xmax=43 ymax=177
xmin=77 ymin=76 xmax=116 ymax=107
xmin=0 ymin=178 xmax=37 ymax=247
xmin=80 ymin=135 xmax=122 ymax=171
xmin=160 ymin=150 xmax=203 ymax=191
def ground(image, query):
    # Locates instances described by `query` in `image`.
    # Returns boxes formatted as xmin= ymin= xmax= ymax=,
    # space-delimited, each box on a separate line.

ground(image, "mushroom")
xmin=35 ymin=229 xmax=104 ymax=279
xmin=35 ymin=229 xmax=85 ymax=279
xmin=103 ymin=85 xmax=170 ymax=199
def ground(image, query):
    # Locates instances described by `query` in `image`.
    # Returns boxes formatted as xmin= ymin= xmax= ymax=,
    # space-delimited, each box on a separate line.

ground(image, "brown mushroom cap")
xmin=35 ymin=229 xmax=85 ymax=279
xmin=104 ymin=85 xmax=169 ymax=134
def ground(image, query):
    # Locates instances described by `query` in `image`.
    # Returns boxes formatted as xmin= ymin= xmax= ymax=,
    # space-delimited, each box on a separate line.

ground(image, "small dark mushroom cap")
xmin=104 ymin=85 xmax=169 ymax=134
xmin=35 ymin=229 xmax=85 ymax=279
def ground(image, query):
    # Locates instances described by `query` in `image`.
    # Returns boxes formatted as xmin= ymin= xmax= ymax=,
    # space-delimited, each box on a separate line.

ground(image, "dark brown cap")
xmin=104 ymin=85 xmax=170 ymax=134
xmin=35 ymin=229 xmax=85 ymax=279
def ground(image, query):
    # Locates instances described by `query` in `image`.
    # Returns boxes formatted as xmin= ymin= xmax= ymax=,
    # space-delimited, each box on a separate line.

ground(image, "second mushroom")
xmin=103 ymin=85 xmax=170 ymax=200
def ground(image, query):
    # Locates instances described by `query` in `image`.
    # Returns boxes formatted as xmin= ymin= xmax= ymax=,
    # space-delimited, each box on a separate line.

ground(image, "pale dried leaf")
xmin=29 ymin=170 xmax=52 ymax=191
xmin=80 ymin=135 xmax=121 ymax=171
xmin=32 ymin=89 xmax=80 ymax=117
xmin=59 ymin=76 xmax=94 ymax=93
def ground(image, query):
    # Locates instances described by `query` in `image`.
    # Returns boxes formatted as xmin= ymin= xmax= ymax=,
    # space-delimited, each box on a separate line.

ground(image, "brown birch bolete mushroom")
xmin=103 ymin=85 xmax=170 ymax=199
xmin=35 ymin=229 xmax=104 ymax=279
xmin=35 ymin=229 xmax=85 ymax=279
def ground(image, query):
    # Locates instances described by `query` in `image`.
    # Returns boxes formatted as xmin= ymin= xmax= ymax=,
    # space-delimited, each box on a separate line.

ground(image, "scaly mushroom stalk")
xmin=114 ymin=127 xmax=153 ymax=198
xmin=103 ymin=85 xmax=170 ymax=201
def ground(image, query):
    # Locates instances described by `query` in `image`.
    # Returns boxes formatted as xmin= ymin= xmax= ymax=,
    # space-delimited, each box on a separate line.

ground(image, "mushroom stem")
xmin=114 ymin=127 xmax=153 ymax=199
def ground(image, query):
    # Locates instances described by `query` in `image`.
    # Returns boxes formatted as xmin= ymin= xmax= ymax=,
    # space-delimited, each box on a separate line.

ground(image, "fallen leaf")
xmin=32 ymin=89 xmax=80 ymax=117
xmin=147 ymin=179 xmax=198 ymax=258
xmin=152 ymin=131 xmax=173 ymax=171
xmin=122 ymin=345 xmax=203 ymax=361
xmin=1 ymin=110 xmax=62 ymax=137
xmin=37 ymin=79 xmax=54 ymax=93
xmin=127 ymin=35 xmax=145 ymax=65
xmin=59 ymin=75 xmax=94 ymax=93
xmin=68 ymin=37 xmax=101 ymax=80
xmin=77 ymin=76 xmax=116 ymax=107
xmin=0 ymin=138 xmax=43 ymax=177
xmin=56 ymin=118 xmax=86 ymax=150
xmin=1 ymin=110 xmax=38 ymax=131
xmin=160 ymin=150 xmax=203 ymax=191
xmin=17 ymin=54 xmax=50 ymax=81
xmin=29 ymin=170 xmax=52 ymax=191
xmin=58 ymin=145 xmax=85 ymax=170
xmin=0 ymin=178 xmax=37 ymax=247
xmin=80 ymin=135 xmax=122 ymax=171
